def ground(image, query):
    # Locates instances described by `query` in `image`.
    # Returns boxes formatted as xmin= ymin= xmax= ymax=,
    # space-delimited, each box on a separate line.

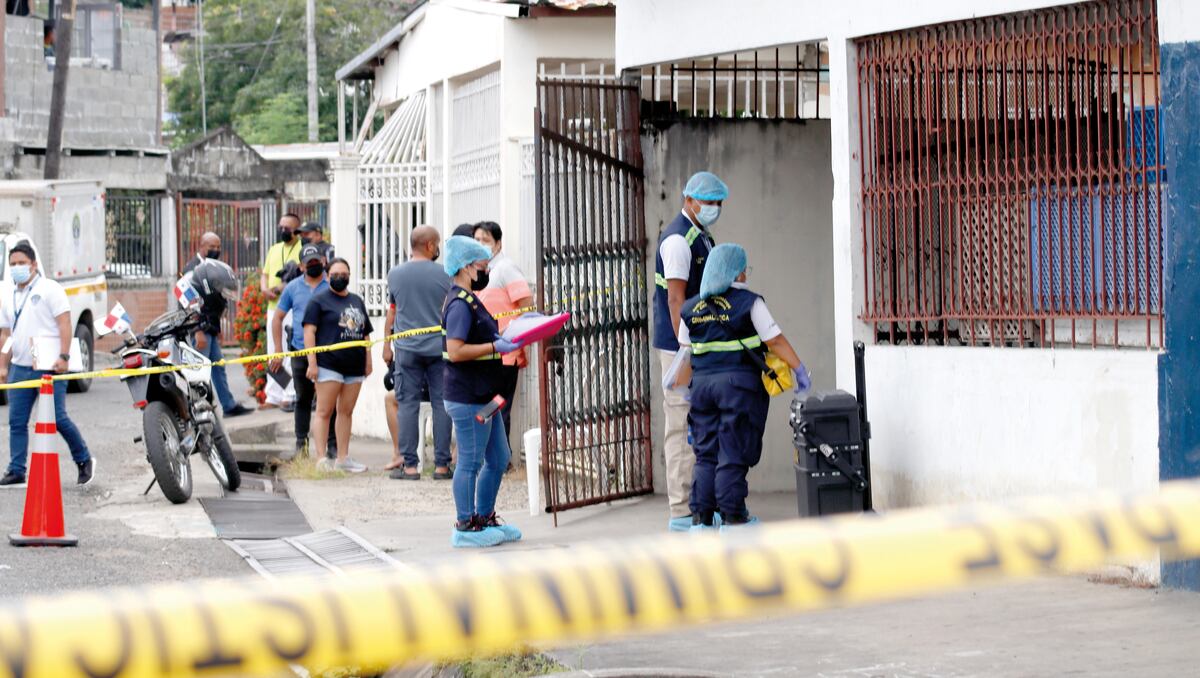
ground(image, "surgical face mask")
xmin=278 ymin=227 xmax=295 ymax=243
xmin=470 ymin=267 xmax=490 ymax=291
xmin=696 ymin=204 xmax=721 ymax=227
xmin=305 ymin=261 xmax=325 ymax=279
xmin=205 ymin=249 xmax=221 ymax=260
xmin=9 ymin=264 xmax=31 ymax=285
xmin=329 ymin=275 xmax=350 ymax=293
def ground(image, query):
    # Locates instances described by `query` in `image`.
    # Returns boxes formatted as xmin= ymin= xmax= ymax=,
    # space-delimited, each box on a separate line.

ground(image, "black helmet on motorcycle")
xmin=190 ymin=258 xmax=241 ymax=303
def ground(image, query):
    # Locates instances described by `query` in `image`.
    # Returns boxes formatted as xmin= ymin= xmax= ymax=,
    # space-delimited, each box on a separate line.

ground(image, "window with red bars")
xmin=856 ymin=0 xmax=1164 ymax=349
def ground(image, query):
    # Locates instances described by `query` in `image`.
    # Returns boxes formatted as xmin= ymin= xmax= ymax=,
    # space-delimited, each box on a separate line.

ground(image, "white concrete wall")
xmin=615 ymin=0 xmax=1088 ymax=72
xmin=374 ymin=5 xmax=504 ymax=108
xmin=867 ymin=346 xmax=1161 ymax=581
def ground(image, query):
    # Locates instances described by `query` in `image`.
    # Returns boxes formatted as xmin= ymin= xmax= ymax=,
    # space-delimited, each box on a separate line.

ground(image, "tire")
xmin=67 ymin=323 xmax=94 ymax=393
xmin=204 ymin=418 xmax=241 ymax=492
xmin=143 ymin=401 xmax=192 ymax=504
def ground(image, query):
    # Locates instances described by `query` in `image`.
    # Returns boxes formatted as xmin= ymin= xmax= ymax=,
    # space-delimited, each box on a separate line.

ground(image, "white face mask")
xmin=696 ymin=204 xmax=721 ymax=227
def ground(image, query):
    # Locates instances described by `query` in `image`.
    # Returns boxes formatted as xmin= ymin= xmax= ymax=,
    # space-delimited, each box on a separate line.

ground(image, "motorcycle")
xmin=113 ymin=307 xmax=241 ymax=503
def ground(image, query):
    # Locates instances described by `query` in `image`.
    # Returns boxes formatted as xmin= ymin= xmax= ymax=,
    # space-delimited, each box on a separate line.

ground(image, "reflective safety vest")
xmin=681 ymin=287 xmax=765 ymax=374
xmin=441 ymin=286 xmax=503 ymax=404
xmin=653 ymin=212 xmax=714 ymax=352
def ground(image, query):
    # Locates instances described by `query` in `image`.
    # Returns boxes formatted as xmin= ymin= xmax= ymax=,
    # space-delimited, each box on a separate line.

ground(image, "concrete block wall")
xmin=96 ymin=279 xmax=172 ymax=354
xmin=3 ymin=14 xmax=160 ymax=152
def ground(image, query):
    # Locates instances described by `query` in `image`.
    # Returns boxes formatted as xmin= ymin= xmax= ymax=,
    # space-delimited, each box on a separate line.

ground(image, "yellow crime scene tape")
xmin=0 ymin=480 xmax=1198 ymax=678
xmin=0 ymin=278 xmax=643 ymax=392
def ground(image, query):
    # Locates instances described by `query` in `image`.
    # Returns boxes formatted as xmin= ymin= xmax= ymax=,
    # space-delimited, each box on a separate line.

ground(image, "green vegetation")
xmin=166 ymin=0 xmax=410 ymax=147
xmin=457 ymin=649 xmax=568 ymax=678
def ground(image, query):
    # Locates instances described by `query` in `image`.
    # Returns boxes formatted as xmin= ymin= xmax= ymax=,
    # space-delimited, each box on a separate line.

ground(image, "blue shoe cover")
xmin=689 ymin=523 xmax=718 ymax=533
xmin=493 ymin=524 xmax=522 ymax=542
xmin=451 ymin=526 xmax=505 ymax=548
xmin=718 ymin=515 xmax=760 ymax=533
xmin=669 ymin=515 xmax=694 ymax=532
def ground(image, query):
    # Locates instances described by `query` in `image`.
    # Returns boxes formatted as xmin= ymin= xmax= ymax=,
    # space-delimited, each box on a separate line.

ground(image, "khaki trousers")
xmin=658 ymin=350 xmax=694 ymax=519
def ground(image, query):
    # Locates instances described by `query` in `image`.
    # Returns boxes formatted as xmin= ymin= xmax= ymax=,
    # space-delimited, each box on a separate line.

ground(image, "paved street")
xmin=0 ymin=364 xmax=251 ymax=598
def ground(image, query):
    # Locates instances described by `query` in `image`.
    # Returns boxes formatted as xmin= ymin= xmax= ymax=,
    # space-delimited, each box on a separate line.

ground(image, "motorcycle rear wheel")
xmin=144 ymin=401 xmax=193 ymax=504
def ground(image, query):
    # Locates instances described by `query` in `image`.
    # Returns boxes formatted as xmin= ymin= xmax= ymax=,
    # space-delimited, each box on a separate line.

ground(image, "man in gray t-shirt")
xmin=382 ymin=226 xmax=454 ymax=480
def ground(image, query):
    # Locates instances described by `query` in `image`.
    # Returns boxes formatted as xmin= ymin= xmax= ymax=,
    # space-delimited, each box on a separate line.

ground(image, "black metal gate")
xmin=535 ymin=78 xmax=654 ymax=519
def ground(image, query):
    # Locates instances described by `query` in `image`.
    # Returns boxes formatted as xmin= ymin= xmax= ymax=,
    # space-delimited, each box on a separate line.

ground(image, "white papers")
xmin=32 ymin=337 xmax=84 ymax=372
xmin=660 ymin=347 xmax=692 ymax=393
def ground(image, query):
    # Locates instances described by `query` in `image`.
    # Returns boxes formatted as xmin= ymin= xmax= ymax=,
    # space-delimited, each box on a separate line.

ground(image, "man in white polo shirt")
xmin=0 ymin=240 xmax=95 ymax=488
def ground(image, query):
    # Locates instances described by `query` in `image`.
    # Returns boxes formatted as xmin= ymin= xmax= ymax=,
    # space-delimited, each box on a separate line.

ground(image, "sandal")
xmin=384 ymin=459 xmax=403 ymax=471
xmin=389 ymin=468 xmax=421 ymax=481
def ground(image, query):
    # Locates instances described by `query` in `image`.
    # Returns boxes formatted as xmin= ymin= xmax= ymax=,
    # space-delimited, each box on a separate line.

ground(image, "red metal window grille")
xmin=857 ymin=0 xmax=1164 ymax=349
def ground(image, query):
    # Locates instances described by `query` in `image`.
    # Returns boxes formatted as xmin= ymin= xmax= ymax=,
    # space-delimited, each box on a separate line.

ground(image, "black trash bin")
xmin=788 ymin=342 xmax=873 ymax=518
xmin=790 ymin=392 xmax=867 ymax=517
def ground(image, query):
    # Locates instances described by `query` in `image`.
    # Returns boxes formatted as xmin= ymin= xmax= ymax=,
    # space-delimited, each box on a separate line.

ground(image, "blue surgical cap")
xmin=443 ymin=235 xmax=491 ymax=277
xmin=699 ymin=243 xmax=747 ymax=299
xmin=683 ymin=171 xmax=729 ymax=202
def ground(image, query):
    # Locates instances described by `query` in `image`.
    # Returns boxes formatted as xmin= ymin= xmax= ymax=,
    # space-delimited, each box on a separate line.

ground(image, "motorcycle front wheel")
xmin=143 ymin=401 xmax=193 ymax=504
xmin=204 ymin=418 xmax=241 ymax=492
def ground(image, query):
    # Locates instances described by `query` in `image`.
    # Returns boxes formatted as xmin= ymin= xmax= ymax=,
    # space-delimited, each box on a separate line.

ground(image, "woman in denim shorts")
xmin=303 ymin=258 xmax=374 ymax=472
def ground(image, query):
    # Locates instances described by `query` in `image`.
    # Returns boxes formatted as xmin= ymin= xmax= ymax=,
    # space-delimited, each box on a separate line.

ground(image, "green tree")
xmin=166 ymin=0 xmax=410 ymax=147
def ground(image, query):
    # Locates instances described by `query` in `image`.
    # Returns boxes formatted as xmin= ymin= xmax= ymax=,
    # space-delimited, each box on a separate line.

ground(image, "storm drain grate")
xmin=225 ymin=527 xmax=405 ymax=578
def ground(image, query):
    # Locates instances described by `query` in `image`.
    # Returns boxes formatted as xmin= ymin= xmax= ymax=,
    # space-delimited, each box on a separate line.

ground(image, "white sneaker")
xmin=334 ymin=457 xmax=368 ymax=474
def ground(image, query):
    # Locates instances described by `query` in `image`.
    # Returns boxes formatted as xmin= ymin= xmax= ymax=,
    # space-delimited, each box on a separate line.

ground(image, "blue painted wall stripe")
xmin=1158 ymin=40 xmax=1200 ymax=590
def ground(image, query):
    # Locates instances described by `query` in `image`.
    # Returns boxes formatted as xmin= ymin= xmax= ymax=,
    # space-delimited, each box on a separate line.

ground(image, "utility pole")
xmin=198 ymin=0 xmax=207 ymax=136
xmin=306 ymin=0 xmax=318 ymax=142
xmin=44 ymin=0 xmax=77 ymax=180
xmin=153 ymin=0 xmax=162 ymax=145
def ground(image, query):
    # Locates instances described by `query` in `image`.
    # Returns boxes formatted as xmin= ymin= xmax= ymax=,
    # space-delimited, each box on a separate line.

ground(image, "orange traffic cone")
xmin=9 ymin=375 xmax=78 ymax=547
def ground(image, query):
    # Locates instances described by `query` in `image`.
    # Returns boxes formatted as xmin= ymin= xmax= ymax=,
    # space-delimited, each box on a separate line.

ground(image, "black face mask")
xmin=305 ymin=262 xmax=325 ymax=279
xmin=300 ymin=236 xmax=313 ymax=245
xmin=431 ymin=248 xmax=441 ymax=262
xmin=205 ymin=249 xmax=221 ymax=260
xmin=278 ymin=228 xmax=294 ymax=243
xmin=329 ymin=276 xmax=350 ymax=293
xmin=470 ymin=269 xmax=490 ymax=291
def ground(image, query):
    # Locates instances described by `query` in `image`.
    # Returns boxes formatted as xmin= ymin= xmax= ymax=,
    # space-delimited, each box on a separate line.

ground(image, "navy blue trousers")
xmin=687 ymin=370 xmax=770 ymax=521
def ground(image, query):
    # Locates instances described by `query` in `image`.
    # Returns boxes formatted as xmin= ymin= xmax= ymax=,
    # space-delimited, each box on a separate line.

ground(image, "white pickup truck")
xmin=0 ymin=180 xmax=109 ymax=399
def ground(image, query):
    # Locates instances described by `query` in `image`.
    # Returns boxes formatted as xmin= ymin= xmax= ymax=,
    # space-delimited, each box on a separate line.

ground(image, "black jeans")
xmin=291 ymin=355 xmax=336 ymax=458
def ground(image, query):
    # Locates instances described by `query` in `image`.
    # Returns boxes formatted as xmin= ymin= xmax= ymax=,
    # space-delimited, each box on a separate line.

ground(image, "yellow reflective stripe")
xmin=655 ymin=273 xmax=667 ymax=289
xmin=685 ymin=226 xmax=702 ymax=245
xmin=442 ymin=351 xmax=501 ymax=361
xmin=691 ymin=335 xmax=762 ymax=355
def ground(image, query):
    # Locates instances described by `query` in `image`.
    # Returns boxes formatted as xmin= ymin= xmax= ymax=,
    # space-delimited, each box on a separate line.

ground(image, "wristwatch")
xmin=59 ymin=353 xmax=70 ymax=361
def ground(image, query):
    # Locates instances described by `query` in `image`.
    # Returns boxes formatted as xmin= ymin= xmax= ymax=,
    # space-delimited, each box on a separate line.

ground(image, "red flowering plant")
xmin=233 ymin=269 xmax=268 ymax=405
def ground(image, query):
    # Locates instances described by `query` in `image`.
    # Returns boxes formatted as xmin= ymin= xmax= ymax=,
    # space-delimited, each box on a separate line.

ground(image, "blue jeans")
xmin=445 ymin=400 xmax=510 ymax=523
xmin=396 ymin=352 xmax=452 ymax=469
xmin=7 ymin=364 xmax=91 ymax=476
xmin=196 ymin=332 xmax=237 ymax=413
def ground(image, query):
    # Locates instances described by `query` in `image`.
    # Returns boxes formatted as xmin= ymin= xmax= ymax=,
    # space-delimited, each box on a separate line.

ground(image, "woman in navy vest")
xmin=441 ymin=235 xmax=526 ymax=548
xmin=675 ymin=243 xmax=809 ymax=530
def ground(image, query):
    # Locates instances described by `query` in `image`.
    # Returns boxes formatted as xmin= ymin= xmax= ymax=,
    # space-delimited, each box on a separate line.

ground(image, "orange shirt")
xmin=477 ymin=252 xmax=533 ymax=367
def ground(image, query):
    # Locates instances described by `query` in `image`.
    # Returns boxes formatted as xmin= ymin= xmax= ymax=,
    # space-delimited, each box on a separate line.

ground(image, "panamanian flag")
xmin=100 ymin=302 xmax=133 ymax=335
xmin=174 ymin=274 xmax=201 ymax=308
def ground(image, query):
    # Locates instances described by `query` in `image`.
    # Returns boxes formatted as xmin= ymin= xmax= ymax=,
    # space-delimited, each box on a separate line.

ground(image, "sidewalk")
xmin=281 ymin=437 xmax=1200 ymax=677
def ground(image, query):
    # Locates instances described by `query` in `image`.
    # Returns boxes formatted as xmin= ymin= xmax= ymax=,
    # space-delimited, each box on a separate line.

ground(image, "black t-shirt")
xmin=302 ymin=289 xmax=374 ymax=376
